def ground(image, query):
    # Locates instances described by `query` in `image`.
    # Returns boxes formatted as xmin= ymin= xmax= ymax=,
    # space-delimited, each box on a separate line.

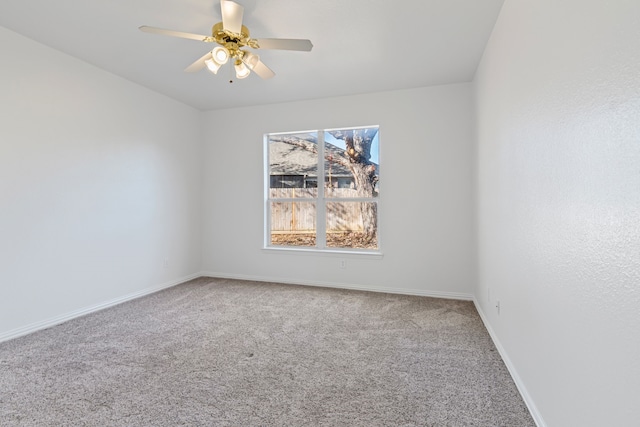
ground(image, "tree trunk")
xmin=328 ymin=129 xmax=378 ymax=244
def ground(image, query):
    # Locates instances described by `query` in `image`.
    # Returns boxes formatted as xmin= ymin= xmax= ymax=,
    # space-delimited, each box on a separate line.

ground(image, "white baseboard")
xmin=2 ymin=271 xmax=543 ymax=426
xmin=201 ymin=271 xmax=474 ymax=301
xmin=1 ymin=271 xmax=543 ymax=426
xmin=0 ymin=272 xmax=201 ymax=344
xmin=473 ymin=298 xmax=547 ymax=427
xmin=1 ymin=272 xmax=470 ymax=344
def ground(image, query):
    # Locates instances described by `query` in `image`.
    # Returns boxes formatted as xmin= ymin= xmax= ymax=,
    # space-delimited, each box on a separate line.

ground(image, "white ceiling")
xmin=0 ymin=0 xmax=504 ymax=111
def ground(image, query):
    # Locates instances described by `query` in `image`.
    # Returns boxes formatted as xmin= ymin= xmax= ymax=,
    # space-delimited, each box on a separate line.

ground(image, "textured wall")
xmin=201 ymin=84 xmax=476 ymax=298
xmin=474 ymin=0 xmax=640 ymax=425
xmin=0 ymin=27 xmax=203 ymax=339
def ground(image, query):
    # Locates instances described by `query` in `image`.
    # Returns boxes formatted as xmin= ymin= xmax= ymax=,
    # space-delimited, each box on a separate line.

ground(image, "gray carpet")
xmin=0 ymin=277 xmax=535 ymax=426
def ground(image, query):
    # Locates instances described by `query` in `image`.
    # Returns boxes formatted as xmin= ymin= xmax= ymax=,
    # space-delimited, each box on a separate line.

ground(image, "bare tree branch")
xmin=273 ymin=136 xmax=352 ymax=169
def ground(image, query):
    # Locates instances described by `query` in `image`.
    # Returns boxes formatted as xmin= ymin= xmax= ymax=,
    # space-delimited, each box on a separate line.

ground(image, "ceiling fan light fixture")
xmin=212 ymin=46 xmax=230 ymax=64
xmin=204 ymin=58 xmax=222 ymax=74
xmin=234 ymin=60 xmax=250 ymax=79
xmin=140 ymin=0 xmax=313 ymax=81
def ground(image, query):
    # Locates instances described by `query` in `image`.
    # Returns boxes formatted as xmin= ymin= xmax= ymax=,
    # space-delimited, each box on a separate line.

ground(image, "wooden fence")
xmin=269 ymin=188 xmax=370 ymax=233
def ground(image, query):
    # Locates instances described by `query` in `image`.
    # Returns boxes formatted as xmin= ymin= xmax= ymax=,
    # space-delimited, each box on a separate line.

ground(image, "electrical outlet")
xmin=496 ymin=300 xmax=500 ymax=315
xmin=340 ymin=259 xmax=346 ymax=269
xmin=163 ymin=258 xmax=169 ymax=269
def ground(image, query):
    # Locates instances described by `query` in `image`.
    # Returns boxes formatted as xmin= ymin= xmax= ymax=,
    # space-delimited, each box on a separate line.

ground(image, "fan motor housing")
xmin=212 ymin=22 xmax=250 ymax=44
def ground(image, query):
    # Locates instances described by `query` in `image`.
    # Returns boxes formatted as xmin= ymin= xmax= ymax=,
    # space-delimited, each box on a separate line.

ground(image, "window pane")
xmin=269 ymin=187 xmax=317 ymax=199
xmin=266 ymin=127 xmax=380 ymax=253
xmin=270 ymin=201 xmax=316 ymax=247
xmin=326 ymin=201 xmax=378 ymax=249
xmin=324 ymin=127 xmax=379 ymax=198
xmin=269 ymin=132 xmax=319 ymax=197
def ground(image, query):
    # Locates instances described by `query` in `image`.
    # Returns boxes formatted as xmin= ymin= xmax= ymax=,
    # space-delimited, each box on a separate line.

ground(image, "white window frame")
xmin=264 ymin=126 xmax=381 ymax=256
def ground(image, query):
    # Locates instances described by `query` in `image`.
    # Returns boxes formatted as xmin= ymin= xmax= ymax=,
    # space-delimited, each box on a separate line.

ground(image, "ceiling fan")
xmin=139 ymin=0 xmax=313 ymax=82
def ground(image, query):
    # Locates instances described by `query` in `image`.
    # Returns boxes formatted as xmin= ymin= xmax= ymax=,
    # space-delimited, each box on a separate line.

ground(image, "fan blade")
xmin=185 ymin=52 xmax=212 ymax=73
xmin=220 ymin=0 xmax=244 ymax=34
xmin=139 ymin=26 xmax=210 ymax=42
xmin=251 ymin=60 xmax=276 ymax=79
xmin=255 ymin=38 xmax=313 ymax=51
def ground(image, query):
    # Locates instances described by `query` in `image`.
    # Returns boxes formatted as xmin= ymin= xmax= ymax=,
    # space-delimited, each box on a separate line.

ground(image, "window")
xmin=265 ymin=126 xmax=379 ymax=252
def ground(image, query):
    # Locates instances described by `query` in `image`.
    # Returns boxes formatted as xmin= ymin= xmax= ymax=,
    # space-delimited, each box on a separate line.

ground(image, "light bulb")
xmin=212 ymin=47 xmax=229 ymax=65
xmin=234 ymin=61 xmax=250 ymax=79
xmin=205 ymin=58 xmax=221 ymax=74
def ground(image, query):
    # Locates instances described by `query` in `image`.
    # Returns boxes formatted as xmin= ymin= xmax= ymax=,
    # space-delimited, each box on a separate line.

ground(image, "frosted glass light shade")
xmin=242 ymin=52 xmax=260 ymax=70
xmin=212 ymin=47 xmax=230 ymax=64
xmin=205 ymin=58 xmax=221 ymax=74
xmin=235 ymin=61 xmax=250 ymax=79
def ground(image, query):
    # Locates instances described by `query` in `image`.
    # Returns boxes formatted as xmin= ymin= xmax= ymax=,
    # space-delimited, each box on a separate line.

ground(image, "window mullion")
xmin=316 ymin=130 xmax=326 ymax=249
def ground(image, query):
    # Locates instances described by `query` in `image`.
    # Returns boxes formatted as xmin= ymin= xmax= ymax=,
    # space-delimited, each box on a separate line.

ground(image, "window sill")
xmin=262 ymin=246 xmax=384 ymax=259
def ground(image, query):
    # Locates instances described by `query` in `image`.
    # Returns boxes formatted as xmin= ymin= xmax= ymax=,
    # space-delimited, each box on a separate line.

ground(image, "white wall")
xmin=474 ymin=1 xmax=640 ymax=426
xmin=0 ymin=27 xmax=203 ymax=340
xmin=202 ymin=84 xmax=476 ymax=298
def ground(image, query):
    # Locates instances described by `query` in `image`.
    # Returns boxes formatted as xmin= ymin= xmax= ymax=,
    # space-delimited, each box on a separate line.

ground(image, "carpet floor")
xmin=0 ymin=277 xmax=535 ymax=426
